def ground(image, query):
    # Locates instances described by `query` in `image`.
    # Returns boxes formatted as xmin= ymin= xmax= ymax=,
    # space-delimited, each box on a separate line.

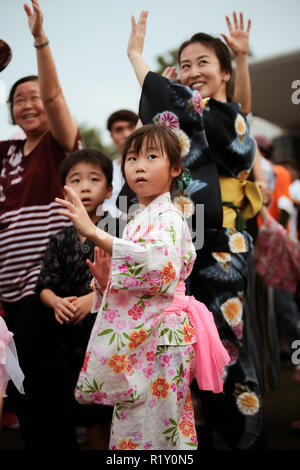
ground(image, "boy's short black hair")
xmin=107 ymin=109 xmax=138 ymax=131
xmin=59 ymin=148 xmax=113 ymax=187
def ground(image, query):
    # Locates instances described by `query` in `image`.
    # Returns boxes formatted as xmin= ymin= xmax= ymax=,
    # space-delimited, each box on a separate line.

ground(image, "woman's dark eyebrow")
xmin=180 ymin=54 xmax=210 ymax=64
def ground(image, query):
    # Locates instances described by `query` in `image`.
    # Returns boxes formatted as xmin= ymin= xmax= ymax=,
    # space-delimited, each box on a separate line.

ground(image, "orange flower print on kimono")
xmin=109 ymin=345 xmax=197 ymax=450
xmin=75 ymin=193 xmax=198 ymax=450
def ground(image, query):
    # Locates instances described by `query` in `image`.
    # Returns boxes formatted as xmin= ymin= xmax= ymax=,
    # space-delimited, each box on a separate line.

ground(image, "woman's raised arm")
xmin=127 ymin=10 xmax=150 ymax=87
xmin=221 ymin=11 xmax=252 ymax=115
xmin=24 ymin=0 xmax=77 ymax=152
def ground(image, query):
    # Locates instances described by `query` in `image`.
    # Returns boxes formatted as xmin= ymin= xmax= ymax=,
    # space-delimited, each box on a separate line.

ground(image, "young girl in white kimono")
xmin=56 ymin=124 xmax=229 ymax=450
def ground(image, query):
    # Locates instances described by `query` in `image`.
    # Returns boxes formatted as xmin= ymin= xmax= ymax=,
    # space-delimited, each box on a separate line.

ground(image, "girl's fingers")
xmin=94 ymin=247 xmax=103 ymax=264
xmin=86 ymin=259 xmax=95 ymax=275
xmin=247 ymin=18 xmax=251 ymax=32
xmin=62 ymin=186 xmax=83 ymax=208
xmin=57 ymin=209 xmax=74 ymax=220
xmin=95 ymin=246 xmax=110 ymax=262
xmin=55 ymin=197 xmax=73 ymax=209
xmin=63 ymin=185 xmax=79 ymax=203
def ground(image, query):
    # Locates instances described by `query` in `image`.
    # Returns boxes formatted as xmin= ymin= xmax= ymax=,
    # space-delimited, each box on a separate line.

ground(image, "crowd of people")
xmin=0 ymin=0 xmax=299 ymax=451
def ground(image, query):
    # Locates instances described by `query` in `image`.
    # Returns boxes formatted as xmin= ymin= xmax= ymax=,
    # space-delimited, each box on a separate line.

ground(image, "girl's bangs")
xmin=129 ymin=128 xmax=165 ymax=157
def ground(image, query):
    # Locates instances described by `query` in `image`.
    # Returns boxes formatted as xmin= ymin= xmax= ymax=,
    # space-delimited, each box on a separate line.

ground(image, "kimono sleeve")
xmin=203 ymin=99 xmax=257 ymax=178
xmin=110 ymin=209 xmax=185 ymax=295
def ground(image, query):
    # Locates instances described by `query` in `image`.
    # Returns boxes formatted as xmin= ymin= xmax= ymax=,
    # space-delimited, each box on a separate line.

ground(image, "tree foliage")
xmin=78 ymin=123 xmax=118 ymax=160
xmin=155 ymin=48 xmax=178 ymax=75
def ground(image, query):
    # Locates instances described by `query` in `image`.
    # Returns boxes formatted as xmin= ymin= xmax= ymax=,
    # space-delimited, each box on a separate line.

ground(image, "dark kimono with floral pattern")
xmin=139 ymin=72 xmax=263 ymax=450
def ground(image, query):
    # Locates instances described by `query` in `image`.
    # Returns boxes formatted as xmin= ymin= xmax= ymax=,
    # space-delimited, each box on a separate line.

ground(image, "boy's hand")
xmin=87 ymin=247 xmax=111 ymax=290
xmin=69 ymin=293 xmax=93 ymax=325
xmin=221 ymin=11 xmax=251 ymax=57
xmin=53 ymin=296 xmax=77 ymax=324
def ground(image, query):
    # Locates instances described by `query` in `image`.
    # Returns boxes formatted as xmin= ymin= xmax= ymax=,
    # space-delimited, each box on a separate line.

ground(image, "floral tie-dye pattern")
xmin=109 ymin=346 xmax=197 ymax=450
xmin=75 ymin=193 xmax=198 ymax=449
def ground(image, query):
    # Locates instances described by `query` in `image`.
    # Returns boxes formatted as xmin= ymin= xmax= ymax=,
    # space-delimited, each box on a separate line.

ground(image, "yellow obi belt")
xmin=220 ymin=175 xmax=263 ymax=230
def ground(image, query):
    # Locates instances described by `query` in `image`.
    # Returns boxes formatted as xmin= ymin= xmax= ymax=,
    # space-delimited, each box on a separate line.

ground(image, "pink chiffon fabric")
xmin=164 ymin=282 xmax=230 ymax=393
xmin=0 ymin=316 xmax=25 ymax=397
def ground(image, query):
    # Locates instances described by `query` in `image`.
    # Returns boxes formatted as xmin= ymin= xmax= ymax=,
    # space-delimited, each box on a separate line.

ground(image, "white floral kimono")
xmin=75 ymin=192 xmax=198 ymax=450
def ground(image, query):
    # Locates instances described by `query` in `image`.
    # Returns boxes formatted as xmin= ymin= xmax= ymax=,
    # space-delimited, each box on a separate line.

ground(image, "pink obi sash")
xmin=164 ymin=282 xmax=230 ymax=393
xmin=0 ymin=316 xmax=25 ymax=397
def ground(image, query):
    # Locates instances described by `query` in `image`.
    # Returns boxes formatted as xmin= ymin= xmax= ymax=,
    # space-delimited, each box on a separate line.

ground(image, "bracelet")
xmin=34 ymin=38 xmax=49 ymax=49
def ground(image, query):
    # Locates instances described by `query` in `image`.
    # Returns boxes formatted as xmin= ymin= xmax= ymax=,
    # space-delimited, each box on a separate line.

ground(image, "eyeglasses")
xmin=13 ymin=95 xmax=41 ymax=107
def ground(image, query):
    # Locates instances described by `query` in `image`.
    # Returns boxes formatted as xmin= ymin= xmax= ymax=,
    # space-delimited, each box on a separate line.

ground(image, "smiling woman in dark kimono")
xmin=127 ymin=11 xmax=263 ymax=450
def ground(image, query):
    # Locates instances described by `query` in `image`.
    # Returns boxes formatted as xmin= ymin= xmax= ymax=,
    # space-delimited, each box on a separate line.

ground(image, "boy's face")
xmin=65 ymin=162 xmax=112 ymax=221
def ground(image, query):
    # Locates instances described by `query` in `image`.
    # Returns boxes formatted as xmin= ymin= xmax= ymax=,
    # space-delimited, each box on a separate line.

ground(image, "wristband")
xmin=34 ymin=39 xmax=49 ymax=49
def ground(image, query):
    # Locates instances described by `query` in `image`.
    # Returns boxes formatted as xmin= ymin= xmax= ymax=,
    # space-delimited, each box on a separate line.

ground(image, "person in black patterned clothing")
xmin=36 ymin=148 xmax=116 ymax=449
xmin=127 ymin=11 xmax=264 ymax=450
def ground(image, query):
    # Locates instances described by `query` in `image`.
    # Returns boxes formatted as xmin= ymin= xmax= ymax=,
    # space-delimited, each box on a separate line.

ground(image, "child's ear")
xmin=172 ymin=165 xmax=182 ymax=179
xmin=105 ymin=184 xmax=113 ymax=200
xmin=62 ymin=187 xmax=67 ymax=200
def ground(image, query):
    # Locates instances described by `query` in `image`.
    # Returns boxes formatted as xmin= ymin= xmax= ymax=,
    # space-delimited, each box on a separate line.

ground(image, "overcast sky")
xmin=1 ymin=0 xmax=299 ymax=143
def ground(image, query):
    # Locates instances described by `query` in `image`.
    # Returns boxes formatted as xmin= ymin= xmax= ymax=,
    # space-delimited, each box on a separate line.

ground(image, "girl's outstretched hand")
xmin=221 ymin=11 xmax=251 ymax=57
xmin=24 ymin=0 xmax=45 ymax=41
xmin=127 ymin=10 xmax=148 ymax=59
xmin=87 ymin=247 xmax=111 ymax=290
xmin=55 ymin=186 xmax=95 ymax=239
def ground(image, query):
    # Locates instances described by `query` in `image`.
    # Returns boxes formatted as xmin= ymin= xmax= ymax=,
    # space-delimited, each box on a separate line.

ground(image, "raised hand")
xmin=87 ymin=247 xmax=111 ymax=290
xmin=24 ymin=0 xmax=45 ymax=42
xmin=221 ymin=11 xmax=251 ymax=57
xmin=127 ymin=11 xmax=150 ymax=87
xmin=162 ymin=66 xmax=178 ymax=82
xmin=127 ymin=11 xmax=148 ymax=59
xmin=56 ymin=186 xmax=95 ymax=239
xmin=56 ymin=186 xmax=113 ymax=253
